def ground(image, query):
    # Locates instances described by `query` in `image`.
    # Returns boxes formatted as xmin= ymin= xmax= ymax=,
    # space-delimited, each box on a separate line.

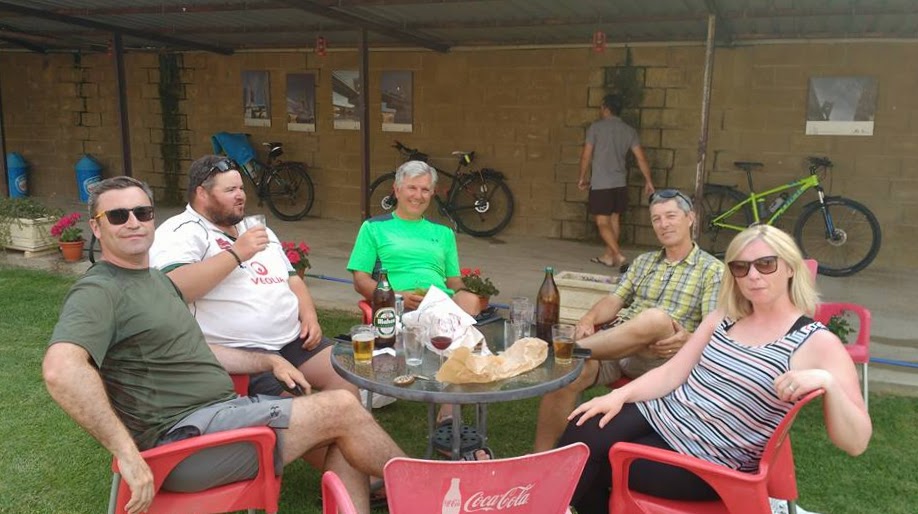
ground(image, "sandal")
xmin=589 ymin=256 xmax=616 ymax=267
xmin=370 ymin=485 xmax=388 ymax=510
xmin=461 ymin=447 xmax=494 ymax=461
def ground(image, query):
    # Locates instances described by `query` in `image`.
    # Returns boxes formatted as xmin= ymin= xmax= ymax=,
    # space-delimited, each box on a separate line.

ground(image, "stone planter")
xmin=0 ymin=217 xmax=57 ymax=253
xmin=555 ymin=271 xmax=619 ymax=323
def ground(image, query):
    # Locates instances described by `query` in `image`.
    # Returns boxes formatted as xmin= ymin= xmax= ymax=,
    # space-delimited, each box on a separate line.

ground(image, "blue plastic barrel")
xmin=6 ymin=152 xmax=28 ymax=198
xmin=74 ymin=155 xmax=102 ymax=203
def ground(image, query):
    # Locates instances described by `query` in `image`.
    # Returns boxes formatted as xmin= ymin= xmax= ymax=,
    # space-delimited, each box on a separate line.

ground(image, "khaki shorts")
xmin=591 ymin=316 xmax=667 ymax=386
xmin=595 ymin=355 xmax=667 ymax=386
xmin=157 ymin=395 xmax=293 ymax=492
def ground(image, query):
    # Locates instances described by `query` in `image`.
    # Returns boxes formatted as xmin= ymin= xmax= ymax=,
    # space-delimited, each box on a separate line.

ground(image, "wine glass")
xmin=429 ymin=314 xmax=459 ymax=367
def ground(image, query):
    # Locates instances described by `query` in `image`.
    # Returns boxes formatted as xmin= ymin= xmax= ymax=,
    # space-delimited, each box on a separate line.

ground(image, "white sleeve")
xmin=149 ymin=217 xmax=211 ymax=270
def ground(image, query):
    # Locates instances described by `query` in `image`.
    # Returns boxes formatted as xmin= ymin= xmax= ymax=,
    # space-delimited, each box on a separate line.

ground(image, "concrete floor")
xmin=5 ymin=200 xmax=916 ymax=396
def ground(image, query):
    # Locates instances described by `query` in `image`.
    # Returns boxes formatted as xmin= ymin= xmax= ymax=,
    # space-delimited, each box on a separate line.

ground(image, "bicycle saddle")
xmin=452 ymin=150 xmax=475 ymax=164
xmin=262 ymin=141 xmax=283 ymax=148
xmin=733 ymin=161 xmax=763 ymax=170
xmin=807 ymin=156 xmax=833 ymax=167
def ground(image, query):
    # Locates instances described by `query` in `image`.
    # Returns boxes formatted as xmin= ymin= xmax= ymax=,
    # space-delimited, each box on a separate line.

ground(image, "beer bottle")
xmin=536 ymin=266 xmax=560 ymax=342
xmin=373 ymin=268 xmax=397 ymax=348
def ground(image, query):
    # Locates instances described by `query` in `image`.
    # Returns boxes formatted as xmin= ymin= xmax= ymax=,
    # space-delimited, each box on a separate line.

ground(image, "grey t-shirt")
xmin=585 ymin=116 xmax=639 ymax=190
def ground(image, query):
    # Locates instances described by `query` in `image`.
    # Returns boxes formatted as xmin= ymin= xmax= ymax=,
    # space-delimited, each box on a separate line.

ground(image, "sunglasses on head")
xmin=727 ymin=255 xmax=779 ymax=278
xmin=648 ymin=189 xmax=693 ymax=208
xmin=93 ymin=206 xmax=155 ymax=225
xmin=207 ymin=158 xmax=238 ymax=178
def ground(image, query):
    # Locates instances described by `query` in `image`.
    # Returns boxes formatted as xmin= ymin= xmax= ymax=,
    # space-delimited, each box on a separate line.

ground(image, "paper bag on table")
xmin=401 ymin=286 xmax=488 ymax=356
xmin=435 ymin=337 xmax=548 ymax=384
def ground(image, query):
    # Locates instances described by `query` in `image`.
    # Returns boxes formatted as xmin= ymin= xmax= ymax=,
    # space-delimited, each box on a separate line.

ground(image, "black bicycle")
xmin=239 ymin=141 xmax=315 ymax=221
xmin=368 ymin=141 xmax=514 ymax=237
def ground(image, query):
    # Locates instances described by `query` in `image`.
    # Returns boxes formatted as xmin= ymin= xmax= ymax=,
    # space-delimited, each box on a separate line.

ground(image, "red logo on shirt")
xmin=250 ymin=261 xmax=268 ymax=275
xmin=216 ymin=238 xmax=232 ymax=251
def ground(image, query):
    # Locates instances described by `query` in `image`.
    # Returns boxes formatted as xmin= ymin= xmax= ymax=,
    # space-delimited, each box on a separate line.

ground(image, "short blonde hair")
xmin=718 ymin=225 xmax=819 ymax=319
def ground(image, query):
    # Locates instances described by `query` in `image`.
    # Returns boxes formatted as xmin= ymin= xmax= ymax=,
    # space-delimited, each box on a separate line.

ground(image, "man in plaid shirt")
xmin=534 ymin=190 xmax=724 ymax=451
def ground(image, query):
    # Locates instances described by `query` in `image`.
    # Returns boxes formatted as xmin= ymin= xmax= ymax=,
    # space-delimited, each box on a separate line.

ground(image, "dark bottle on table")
xmin=536 ymin=266 xmax=560 ymax=342
xmin=373 ymin=268 xmax=397 ymax=348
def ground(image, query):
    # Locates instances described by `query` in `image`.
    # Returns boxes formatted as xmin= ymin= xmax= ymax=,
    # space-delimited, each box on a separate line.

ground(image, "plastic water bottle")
xmin=441 ymin=478 xmax=461 ymax=514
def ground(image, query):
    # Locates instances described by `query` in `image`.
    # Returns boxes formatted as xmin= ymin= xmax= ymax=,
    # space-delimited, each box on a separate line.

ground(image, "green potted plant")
xmin=460 ymin=267 xmax=500 ymax=309
xmin=50 ymin=212 xmax=85 ymax=262
xmin=826 ymin=311 xmax=854 ymax=344
xmin=0 ymin=197 xmax=62 ymax=253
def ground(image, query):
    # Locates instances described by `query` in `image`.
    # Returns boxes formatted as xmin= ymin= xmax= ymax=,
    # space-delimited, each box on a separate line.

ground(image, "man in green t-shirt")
xmin=348 ymin=160 xmax=482 ymax=315
xmin=44 ymin=177 xmax=404 ymax=514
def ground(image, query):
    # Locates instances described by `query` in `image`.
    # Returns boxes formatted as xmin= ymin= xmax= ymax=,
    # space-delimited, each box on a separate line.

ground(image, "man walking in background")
xmin=579 ymin=94 xmax=655 ymax=270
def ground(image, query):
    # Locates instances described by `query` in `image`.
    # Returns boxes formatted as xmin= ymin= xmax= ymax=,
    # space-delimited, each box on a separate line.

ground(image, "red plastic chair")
xmin=814 ymin=302 xmax=871 ymax=408
xmin=107 ymin=426 xmax=281 ymax=514
xmin=805 ymin=259 xmax=871 ymax=409
xmin=383 ymin=443 xmax=589 ymax=513
xmin=321 ymin=471 xmax=359 ymax=514
xmin=231 ymin=373 xmax=250 ymax=395
xmin=608 ymin=390 xmax=823 ymax=514
xmin=358 ymin=299 xmax=373 ymax=324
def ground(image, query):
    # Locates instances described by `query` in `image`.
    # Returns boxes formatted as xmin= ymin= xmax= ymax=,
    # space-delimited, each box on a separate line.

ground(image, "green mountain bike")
xmin=699 ymin=157 xmax=881 ymax=277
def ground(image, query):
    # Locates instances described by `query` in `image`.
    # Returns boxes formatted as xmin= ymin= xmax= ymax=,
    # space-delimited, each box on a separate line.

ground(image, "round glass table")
xmin=331 ymin=319 xmax=584 ymax=459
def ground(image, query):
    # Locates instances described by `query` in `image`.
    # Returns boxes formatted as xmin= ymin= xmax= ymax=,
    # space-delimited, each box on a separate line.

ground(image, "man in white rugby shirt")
xmin=150 ymin=155 xmax=356 ymax=400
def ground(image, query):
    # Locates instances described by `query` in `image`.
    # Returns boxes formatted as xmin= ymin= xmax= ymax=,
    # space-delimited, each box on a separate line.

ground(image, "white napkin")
xmin=401 ymin=286 xmax=489 ymax=356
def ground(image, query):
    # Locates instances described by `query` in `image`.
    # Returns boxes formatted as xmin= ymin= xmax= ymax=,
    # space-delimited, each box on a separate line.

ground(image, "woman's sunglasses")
xmin=727 ymin=255 xmax=779 ymax=278
xmin=92 ymin=206 xmax=155 ymax=225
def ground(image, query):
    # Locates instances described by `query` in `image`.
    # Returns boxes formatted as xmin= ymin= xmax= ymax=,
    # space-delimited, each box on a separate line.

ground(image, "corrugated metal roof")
xmin=0 ymin=0 xmax=915 ymax=54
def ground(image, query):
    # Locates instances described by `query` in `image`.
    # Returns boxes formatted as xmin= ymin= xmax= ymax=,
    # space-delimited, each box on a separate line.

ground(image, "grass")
xmin=1 ymin=266 xmax=916 ymax=513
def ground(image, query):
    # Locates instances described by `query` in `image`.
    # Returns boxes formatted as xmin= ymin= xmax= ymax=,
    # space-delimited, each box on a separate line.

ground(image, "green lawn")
xmin=0 ymin=267 xmax=915 ymax=513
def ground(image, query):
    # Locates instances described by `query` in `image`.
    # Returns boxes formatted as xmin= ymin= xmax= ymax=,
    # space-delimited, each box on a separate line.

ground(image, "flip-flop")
xmin=590 ymin=257 xmax=616 ymax=267
xmin=370 ymin=484 xmax=388 ymax=509
xmin=460 ymin=447 xmax=494 ymax=461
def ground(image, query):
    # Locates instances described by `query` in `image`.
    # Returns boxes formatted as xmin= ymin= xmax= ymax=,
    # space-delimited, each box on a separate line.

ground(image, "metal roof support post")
xmin=0 ymin=70 xmax=7 ymax=197
xmin=112 ymin=33 xmax=132 ymax=177
xmin=693 ymin=14 xmax=716 ymax=239
xmin=358 ymin=28 xmax=370 ymax=220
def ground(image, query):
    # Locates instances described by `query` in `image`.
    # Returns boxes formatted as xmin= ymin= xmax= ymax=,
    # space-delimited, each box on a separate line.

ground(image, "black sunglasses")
xmin=92 ymin=206 xmax=155 ymax=225
xmin=648 ymin=189 xmax=693 ymax=208
xmin=207 ymin=158 xmax=238 ymax=178
xmin=727 ymin=255 xmax=779 ymax=278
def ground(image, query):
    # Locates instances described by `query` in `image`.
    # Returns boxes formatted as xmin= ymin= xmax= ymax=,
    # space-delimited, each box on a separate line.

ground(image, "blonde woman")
xmin=560 ymin=225 xmax=871 ymax=513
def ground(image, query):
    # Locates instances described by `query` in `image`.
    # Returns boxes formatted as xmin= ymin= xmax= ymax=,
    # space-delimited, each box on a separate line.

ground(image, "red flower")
xmin=282 ymin=240 xmax=311 ymax=272
xmin=460 ymin=267 xmax=471 ymax=276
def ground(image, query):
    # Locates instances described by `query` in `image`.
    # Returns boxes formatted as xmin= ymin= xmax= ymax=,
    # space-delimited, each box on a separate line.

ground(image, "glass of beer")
xmin=350 ymin=324 xmax=376 ymax=364
xmin=552 ymin=323 xmax=575 ymax=365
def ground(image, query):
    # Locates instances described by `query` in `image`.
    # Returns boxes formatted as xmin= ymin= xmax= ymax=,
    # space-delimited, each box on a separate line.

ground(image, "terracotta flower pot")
xmin=59 ymin=240 xmax=85 ymax=262
xmin=478 ymin=295 xmax=490 ymax=311
xmin=296 ymin=267 xmax=306 ymax=279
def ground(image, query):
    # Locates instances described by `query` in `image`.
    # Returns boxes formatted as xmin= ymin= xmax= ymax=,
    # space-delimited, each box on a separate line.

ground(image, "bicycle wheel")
xmin=265 ymin=162 xmax=314 ymax=221
xmin=448 ymin=172 xmax=514 ymax=237
xmin=697 ymin=185 xmax=751 ymax=258
xmin=368 ymin=173 xmax=397 ymax=218
xmin=793 ymin=197 xmax=881 ymax=277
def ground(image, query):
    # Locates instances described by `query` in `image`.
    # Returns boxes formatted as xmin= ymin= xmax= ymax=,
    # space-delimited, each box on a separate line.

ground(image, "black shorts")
xmin=247 ymin=337 xmax=335 ymax=395
xmin=588 ymin=187 xmax=629 ymax=215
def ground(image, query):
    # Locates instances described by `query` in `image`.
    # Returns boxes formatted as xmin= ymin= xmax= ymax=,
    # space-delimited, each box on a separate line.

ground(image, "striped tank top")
xmin=636 ymin=316 xmax=824 ymax=472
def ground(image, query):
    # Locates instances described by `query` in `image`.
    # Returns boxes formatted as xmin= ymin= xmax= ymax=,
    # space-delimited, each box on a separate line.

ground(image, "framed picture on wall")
xmin=242 ymin=70 xmax=271 ymax=127
xmin=286 ymin=73 xmax=316 ymax=132
xmin=332 ymin=70 xmax=360 ymax=130
xmin=805 ymin=76 xmax=877 ymax=136
xmin=381 ymin=71 xmax=413 ymax=132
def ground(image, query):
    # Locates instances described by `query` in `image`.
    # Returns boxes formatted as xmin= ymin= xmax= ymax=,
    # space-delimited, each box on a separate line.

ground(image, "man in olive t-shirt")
xmin=43 ymin=177 xmax=404 ymax=514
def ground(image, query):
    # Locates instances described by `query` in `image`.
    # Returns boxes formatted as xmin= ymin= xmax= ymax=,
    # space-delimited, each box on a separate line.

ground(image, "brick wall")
xmin=1 ymin=42 xmax=915 ymax=269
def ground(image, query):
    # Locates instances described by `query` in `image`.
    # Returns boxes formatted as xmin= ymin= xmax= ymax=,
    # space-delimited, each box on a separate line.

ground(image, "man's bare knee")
xmin=629 ymin=308 xmax=675 ymax=338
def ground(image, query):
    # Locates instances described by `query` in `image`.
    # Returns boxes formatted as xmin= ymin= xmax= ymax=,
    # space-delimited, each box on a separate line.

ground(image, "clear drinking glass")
xmin=350 ymin=324 xmax=376 ymax=364
xmin=242 ymin=214 xmax=266 ymax=230
xmin=403 ymin=324 xmax=426 ymax=367
xmin=552 ymin=323 xmax=575 ymax=365
xmin=503 ymin=319 xmax=526 ymax=351
xmin=510 ymin=296 xmax=534 ymax=337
